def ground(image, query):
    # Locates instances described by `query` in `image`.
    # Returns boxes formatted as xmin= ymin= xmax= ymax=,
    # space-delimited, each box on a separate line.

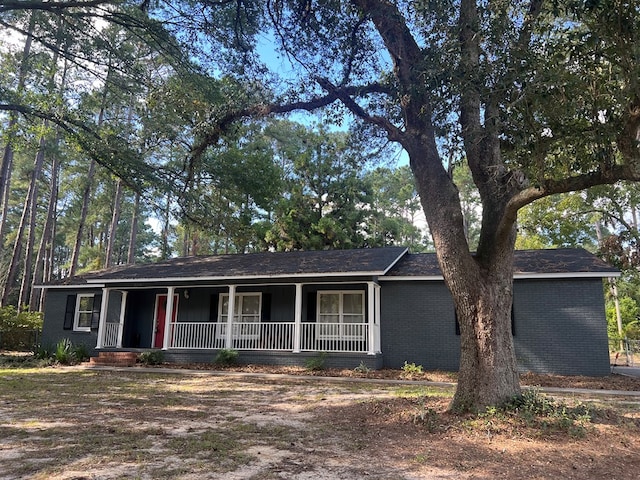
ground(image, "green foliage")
xmin=516 ymin=193 xmax=599 ymax=250
xmin=53 ymin=339 xmax=89 ymax=365
xmin=606 ymin=296 xmax=640 ymax=341
xmin=412 ymin=406 xmax=440 ymax=432
xmin=214 ymin=348 xmax=239 ymax=366
xmin=479 ymin=389 xmax=595 ymax=438
xmin=401 ymin=361 xmax=424 ymax=377
xmin=353 ymin=361 xmax=371 ymax=374
xmin=0 ymin=306 xmax=43 ymax=350
xmin=138 ymin=351 xmax=164 ymax=366
xmin=304 ymin=352 xmax=327 ymax=371
xmin=0 ymin=306 xmax=43 ymax=331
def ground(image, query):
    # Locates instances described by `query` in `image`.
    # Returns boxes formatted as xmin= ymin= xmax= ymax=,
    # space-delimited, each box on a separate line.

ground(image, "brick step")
xmin=89 ymin=351 xmax=138 ymax=367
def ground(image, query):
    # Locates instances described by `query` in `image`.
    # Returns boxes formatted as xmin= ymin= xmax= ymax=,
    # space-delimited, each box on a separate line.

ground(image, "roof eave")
xmin=84 ymin=270 xmax=389 ymax=285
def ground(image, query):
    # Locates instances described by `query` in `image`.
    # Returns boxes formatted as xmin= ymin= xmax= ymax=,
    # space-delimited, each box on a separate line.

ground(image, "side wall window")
xmin=74 ymin=294 xmax=95 ymax=332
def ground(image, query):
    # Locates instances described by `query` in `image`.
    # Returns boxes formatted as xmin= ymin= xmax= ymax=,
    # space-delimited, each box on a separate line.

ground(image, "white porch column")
xmin=374 ymin=283 xmax=381 ymax=353
xmin=225 ymin=285 xmax=236 ymax=349
xmin=96 ymin=288 xmax=110 ymax=349
xmin=293 ymin=283 xmax=303 ymax=353
xmin=162 ymin=286 xmax=175 ymax=350
xmin=116 ymin=291 xmax=128 ymax=348
xmin=367 ymin=282 xmax=376 ymax=355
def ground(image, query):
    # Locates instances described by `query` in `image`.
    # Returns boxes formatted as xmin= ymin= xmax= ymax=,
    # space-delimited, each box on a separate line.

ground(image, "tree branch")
xmin=0 ymin=0 xmax=113 ymax=13
xmin=315 ymin=77 xmax=404 ymax=141
xmin=498 ymin=165 xmax=640 ymax=243
xmin=189 ymin=82 xmax=392 ymax=159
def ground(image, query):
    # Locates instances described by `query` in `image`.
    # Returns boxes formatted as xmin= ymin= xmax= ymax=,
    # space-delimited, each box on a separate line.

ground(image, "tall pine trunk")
xmin=2 ymin=130 xmax=47 ymax=306
xmin=69 ymin=60 xmax=111 ymax=276
xmin=30 ymin=135 xmax=61 ymax=311
xmin=127 ymin=192 xmax=139 ymax=264
xmin=0 ymin=14 xmax=35 ymax=253
xmin=105 ymin=178 xmax=123 ymax=268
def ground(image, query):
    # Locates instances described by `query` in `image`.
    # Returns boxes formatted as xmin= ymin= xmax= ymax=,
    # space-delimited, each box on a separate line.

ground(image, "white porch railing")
xmin=102 ymin=323 xmax=120 ymax=348
xmin=167 ymin=321 xmax=369 ymax=353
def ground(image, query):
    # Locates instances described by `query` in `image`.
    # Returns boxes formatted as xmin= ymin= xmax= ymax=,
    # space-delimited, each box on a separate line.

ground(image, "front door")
xmin=153 ymin=294 xmax=178 ymax=348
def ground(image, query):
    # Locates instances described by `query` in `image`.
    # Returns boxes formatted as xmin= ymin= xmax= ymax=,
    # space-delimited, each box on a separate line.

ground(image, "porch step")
xmin=89 ymin=351 xmax=138 ymax=367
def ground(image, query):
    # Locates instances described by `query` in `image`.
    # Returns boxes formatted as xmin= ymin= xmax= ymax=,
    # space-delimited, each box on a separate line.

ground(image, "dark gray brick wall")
xmin=41 ymin=289 xmax=103 ymax=353
xmin=513 ymin=278 xmax=610 ymax=376
xmin=379 ymin=281 xmax=460 ymax=370
xmin=379 ymin=278 xmax=610 ymax=376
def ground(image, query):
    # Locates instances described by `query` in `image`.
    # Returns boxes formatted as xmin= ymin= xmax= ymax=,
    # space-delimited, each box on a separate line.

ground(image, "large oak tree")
xmin=176 ymin=0 xmax=640 ymax=411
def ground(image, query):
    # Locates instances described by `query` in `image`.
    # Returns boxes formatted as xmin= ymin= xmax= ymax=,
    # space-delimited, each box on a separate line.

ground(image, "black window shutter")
xmin=261 ymin=293 xmax=272 ymax=321
xmin=454 ymin=312 xmax=460 ymax=336
xmin=209 ymin=294 xmax=219 ymax=322
xmin=306 ymin=292 xmax=317 ymax=322
xmin=511 ymin=305 xmax=515 ymax=336
xmin=91 ymin=293 xmax=102 ymax=330
xmin=63 ymin=294 xmax=76 ymax=330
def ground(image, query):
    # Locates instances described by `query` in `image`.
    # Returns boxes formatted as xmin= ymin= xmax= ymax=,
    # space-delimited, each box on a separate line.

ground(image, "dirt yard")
xmin=0 ymin=366 xmax=639 ymax=479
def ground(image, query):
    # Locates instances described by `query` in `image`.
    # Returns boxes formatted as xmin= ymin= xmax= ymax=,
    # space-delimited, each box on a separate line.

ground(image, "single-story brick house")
xmin=40 ymin=247 xmax=618 ymax=375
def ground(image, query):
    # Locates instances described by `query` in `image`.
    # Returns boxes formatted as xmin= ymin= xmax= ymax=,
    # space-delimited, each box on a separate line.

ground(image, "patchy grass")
xmin=0 ymin=367 xmax=639 ymax=479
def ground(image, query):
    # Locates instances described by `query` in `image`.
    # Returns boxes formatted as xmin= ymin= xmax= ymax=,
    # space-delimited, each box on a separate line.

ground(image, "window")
xmin=74 ymin=294 xmax=94 ymax=332
xmin=218 ymin=293 xmax=262 ymax=339
xmin=317 ymin=291 xmax=365 ymax=340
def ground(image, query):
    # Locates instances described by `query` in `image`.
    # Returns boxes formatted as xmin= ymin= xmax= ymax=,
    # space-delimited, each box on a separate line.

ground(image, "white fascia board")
xmin=38 ymin=283 xmax=106 ymax=289
xmin=513 ymin=272 xmax=621 ymax=279
xmin=380 ymin=272 xmax=620 ymax=281
xmin=85 ymin=271 xmax=387 ymax=285
xmin=381 ymin=248 xmax=409 ymax=275
xmin=379 ymin=275 xmax=444 ymax=281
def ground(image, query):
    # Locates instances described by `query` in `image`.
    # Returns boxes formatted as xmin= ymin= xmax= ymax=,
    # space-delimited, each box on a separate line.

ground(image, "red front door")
xmin=154 ymin=294 xmax=178 ymax=348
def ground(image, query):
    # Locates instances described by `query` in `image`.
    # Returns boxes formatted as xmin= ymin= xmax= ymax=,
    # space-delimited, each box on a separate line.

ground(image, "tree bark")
xmin=0 ymin=13 xmax=35 ymax=252
xmin=69 ymin=57 xmax=111 ymax=276
xmin=2 ymin=130 xmax=47 ymax=307
xmin=30 ymin=143 xmax=60 ymax=311
xmin=105 ymin=178 xmax=123 ymax=268
xmin=127 ymin=192 xmax=139 ymax=264
xmin=352 ymin=0 xmax=522 ymax=411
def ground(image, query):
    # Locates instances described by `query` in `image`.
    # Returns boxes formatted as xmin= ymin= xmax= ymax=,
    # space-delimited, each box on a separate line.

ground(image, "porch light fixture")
xmin=183 ymin=289 xmax=189 ymax=299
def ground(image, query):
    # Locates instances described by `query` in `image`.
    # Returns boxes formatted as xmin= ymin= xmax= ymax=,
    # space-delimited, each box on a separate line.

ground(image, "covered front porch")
xmin=95 ymin=281 xmax=382 ymax=357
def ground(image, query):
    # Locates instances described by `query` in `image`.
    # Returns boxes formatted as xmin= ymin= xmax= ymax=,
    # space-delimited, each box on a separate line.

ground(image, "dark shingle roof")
xmin=45 ymin=247 xmax=617 ymax=287
xmin=62 ymin=247 xmax=407 ymax=285
xmin=384 ymin=248 xmax=619 ymax=278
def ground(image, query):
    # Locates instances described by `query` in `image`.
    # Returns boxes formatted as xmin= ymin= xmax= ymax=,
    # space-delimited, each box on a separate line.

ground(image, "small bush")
xmin=55 ymin=339 xmax=73 ymax=364
xmin=0 ymin=306 xmax=43 ymax=351
xmin=139 ymin=351 xmax=164 ymax=365
xmin=214 ymin=348 xmax=239 ymax=366
xmin=401 ymin=361 xmax=424 ymax=377
xmin=354 ymin=361 xmax=371 ymax=374
xmin=304 ymin=352 xmax=327 ymax=371
xmin=412 ymin=406 xmax=440 ymax=432
xmin=52 ymin=339 xmax=88 ymax=365
xmin=34 ymin=344 xmax=55 ymax=360
xmin=482 ymin=389 xmax=595 ymax=437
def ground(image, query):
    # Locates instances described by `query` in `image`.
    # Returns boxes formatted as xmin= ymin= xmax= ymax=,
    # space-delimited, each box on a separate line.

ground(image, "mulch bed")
xmin=141 ymin=362 xmax=640 ymax=391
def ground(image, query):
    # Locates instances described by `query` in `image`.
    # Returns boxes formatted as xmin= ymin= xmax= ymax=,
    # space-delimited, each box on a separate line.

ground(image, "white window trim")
xmin=74 ymin=293 xmax=94 ymax=332
xmin=218 ymin=292 xmax=262 ymax=340
xmin=316 ymin=290 xmax=365 ymax=341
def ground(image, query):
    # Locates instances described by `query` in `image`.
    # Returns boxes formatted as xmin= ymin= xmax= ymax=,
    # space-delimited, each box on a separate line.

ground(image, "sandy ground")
xmin=0 ymin=367 xmax=639 ymax=479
